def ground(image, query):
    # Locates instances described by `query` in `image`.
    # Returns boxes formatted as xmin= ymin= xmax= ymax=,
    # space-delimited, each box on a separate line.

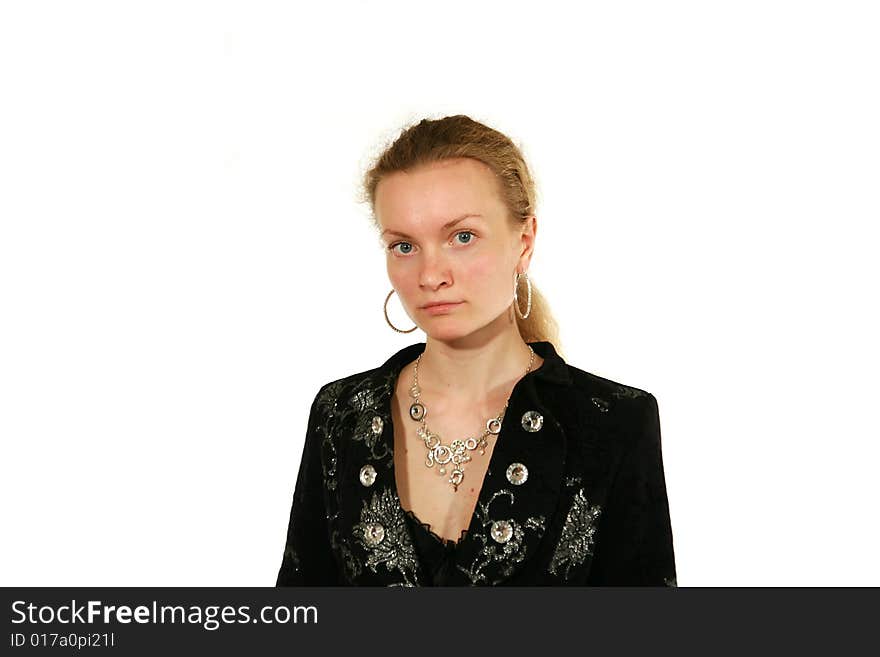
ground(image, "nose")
xmin=418 ymin=250 xmax=452 ymax=290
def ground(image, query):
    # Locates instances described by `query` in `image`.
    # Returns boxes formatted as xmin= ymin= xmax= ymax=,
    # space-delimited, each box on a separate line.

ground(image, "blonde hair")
xmin=361 ymin=114 xmax=564 ymax=358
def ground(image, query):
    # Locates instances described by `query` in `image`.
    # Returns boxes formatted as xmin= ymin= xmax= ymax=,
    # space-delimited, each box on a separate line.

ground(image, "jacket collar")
xmin=379 ymin=340 xmax=573 ymax=388
xmin=333 ymin=340 xmax=575 ymax=586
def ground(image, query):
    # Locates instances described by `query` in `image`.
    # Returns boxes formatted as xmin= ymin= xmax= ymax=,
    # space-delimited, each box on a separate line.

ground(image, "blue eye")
xmin=388 ymin=230 xmax=476 ymax=256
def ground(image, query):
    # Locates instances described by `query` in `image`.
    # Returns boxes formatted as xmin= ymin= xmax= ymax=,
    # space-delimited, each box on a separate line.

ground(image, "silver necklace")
xmin=407 ymin=345 xmax=536 ymax=492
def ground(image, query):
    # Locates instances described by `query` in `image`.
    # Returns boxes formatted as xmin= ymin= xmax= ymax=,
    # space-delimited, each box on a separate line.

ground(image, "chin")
xmin=429 ymin=319 xmax=497 ymax=342
xmin=424 ymin=324 xmax=469 ymax=341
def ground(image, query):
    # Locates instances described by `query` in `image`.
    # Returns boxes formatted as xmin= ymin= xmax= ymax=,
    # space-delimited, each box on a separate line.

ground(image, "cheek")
xmin=465 ymin=258 xmax=491 ymax=281
xmin=463 ymin=253 xmax=508 ymax=289
xmin=387 ymin=261 xmax=417 ymax=295
xmin=386 ymin=257 xmax=404 ymax=279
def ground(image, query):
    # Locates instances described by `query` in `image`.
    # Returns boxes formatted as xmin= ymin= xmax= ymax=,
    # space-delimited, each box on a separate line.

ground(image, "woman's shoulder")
xmin=308 ymin=361 xmax=392 ymax=416
xmin=556 ymin=363 xmax=659 ymax=437
xmin=557 ymin=365 xmax=662 ymax=461
xmin=564 ymin=362 xmax=653 ymax=402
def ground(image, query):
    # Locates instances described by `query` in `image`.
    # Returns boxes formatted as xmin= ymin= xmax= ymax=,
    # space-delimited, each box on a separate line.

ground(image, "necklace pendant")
xmin=449 ymin=468 xmax=463 ymax=490
xmin=433 ymin=444 xmax=453 ymax=465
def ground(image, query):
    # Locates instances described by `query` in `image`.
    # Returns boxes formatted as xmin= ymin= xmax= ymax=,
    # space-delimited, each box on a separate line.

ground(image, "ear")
xmin=517 ymin=215 xmax=538 ymax=272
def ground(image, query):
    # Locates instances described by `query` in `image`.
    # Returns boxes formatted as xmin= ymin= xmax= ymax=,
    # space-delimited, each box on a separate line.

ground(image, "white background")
xmin=1 ymin=0 xmax=877 ymax=586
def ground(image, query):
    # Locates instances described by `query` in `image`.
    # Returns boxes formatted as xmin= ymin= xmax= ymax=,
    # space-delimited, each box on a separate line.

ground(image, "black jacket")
xmin=276 ymin=340 xmax=677 ymax=586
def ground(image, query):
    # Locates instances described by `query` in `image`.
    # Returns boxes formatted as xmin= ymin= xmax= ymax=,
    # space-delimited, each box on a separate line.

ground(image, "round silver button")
xmin=371 ymin=415 xmax=384 ymax=435
xmin=359 ymin=464 xmax=377 ymax=487
xmin=521 ymin=410 xmax=543 ymax=432
xmin=364 ymin=522 xmax=385 ymax=546
xmin=490 ymin=520 xmax=513 ymax=543
xmin=506 ymin=462 xmax=529 ymax=485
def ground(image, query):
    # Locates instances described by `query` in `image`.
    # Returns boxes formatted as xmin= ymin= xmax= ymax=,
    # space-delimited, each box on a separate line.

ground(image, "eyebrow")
xmin=380 ymin=214 xmax=483 ymax=239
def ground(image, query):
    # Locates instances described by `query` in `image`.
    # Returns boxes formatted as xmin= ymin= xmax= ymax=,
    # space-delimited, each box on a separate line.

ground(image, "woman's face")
xmin=375 ymin=157 xmax=536 ymax=341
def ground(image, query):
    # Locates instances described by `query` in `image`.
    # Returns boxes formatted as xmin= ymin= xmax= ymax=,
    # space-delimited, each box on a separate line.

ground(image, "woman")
xmin=276 ymin=115 xmax=676 ymax=586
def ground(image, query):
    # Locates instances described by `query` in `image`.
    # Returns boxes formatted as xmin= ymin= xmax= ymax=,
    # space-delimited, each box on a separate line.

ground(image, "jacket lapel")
xmin=330 ymin=365 xmax=420 ymax=585
xmin=452 ymin=366 xmax=570 ymax=585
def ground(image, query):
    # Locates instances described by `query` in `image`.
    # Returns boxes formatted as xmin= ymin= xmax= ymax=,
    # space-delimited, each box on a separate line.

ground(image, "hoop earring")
xmin=514 ymin=271 xmax=532 ymax=319
xmin=384 ymin=289 xmax=418 ymax=333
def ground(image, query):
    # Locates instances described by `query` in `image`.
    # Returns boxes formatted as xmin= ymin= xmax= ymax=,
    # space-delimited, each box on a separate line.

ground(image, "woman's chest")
xmin=390 ymin=393 xmax=500 ymax=543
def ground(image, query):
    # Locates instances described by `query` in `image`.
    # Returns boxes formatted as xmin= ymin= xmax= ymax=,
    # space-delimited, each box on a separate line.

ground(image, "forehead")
xmin=375 ymin=158 xmax=506 ymax=228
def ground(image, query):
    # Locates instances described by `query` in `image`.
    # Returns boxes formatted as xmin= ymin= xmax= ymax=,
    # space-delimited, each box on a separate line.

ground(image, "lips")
xmin=421 ymin=301 xmax=462 ymax=309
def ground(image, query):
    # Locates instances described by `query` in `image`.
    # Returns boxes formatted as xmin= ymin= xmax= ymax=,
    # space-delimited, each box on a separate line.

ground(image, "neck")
xmin=414 ymin=323 xmax=539 ymax=404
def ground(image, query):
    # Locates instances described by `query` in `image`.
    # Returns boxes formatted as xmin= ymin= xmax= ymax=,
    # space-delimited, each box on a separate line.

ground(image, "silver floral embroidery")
xmin=548 ymin=488 xmax=602 ymax=580
xmin=611 ymin=384 xmax=648 ymax=399
xmin=352 ymin=410 xmax=391 ymax=460
xmin=457 ymin=489 xmax=546 ymax=585
xmin=353 ymin=487 xmax=420 ymax=586
xmin=313 ymin=381 xmax=346 ymax=492
xmin=317 ymin=374 xmax=395 ymax=469
xmin=320 ymin=434 xmax=338 ymax=492
xmin=350 ymin=387 xmax=377 ymax=412
xmin=348 ymin=374 xmax=395 ymax=464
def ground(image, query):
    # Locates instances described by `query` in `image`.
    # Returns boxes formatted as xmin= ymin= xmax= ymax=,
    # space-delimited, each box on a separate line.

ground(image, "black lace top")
xmin=402 ymin=509 xmax=469 ymax=586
